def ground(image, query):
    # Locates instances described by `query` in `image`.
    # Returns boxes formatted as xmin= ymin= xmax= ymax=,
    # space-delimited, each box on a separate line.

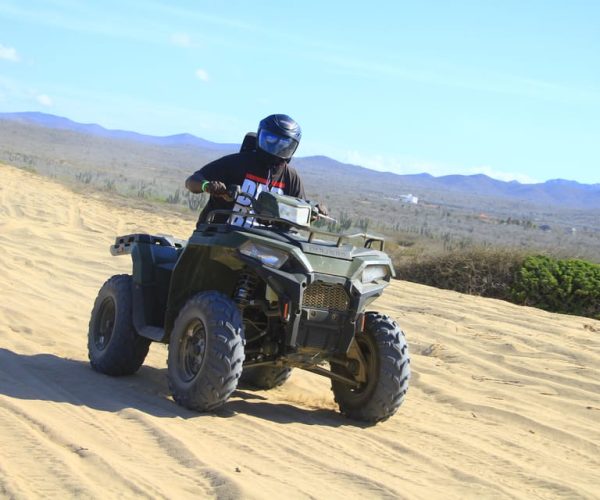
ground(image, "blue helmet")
xmin=257 ymin=114 xmax=301 ymax=161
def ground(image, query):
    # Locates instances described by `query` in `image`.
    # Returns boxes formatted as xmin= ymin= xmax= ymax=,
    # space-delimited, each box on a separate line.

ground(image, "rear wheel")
xmin=88 ymin=274 xmax=151 ymax=375
xmin=240 ymin=366 xmax=292 ymax=390
xmin=331 ymin=313 xmax=410 ymax=423
xmin=168 ymin=291 xmax=245 ymax=411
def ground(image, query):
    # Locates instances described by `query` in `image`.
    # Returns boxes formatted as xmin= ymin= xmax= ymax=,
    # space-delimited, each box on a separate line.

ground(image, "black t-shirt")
xmin=190 ymin=151 xmax=306 ymax=228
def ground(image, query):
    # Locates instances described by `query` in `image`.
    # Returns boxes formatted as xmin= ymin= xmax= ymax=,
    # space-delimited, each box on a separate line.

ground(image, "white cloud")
xmin=36 ymin=94 xmax=53 ymax=107
xmin=170 ymin=32 xmax=192 ymax=48
xmin=195 ymin=68 xmax=209 ymax=82
xmin=0 ymin=44 xmax=20 ymax=62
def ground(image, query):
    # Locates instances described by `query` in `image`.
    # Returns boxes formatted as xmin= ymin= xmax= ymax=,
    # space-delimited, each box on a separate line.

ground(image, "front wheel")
xmin=331 ymin=313 xmax=410 ymax=423
xmin=168 ymin=291 xmax=245 ymax=412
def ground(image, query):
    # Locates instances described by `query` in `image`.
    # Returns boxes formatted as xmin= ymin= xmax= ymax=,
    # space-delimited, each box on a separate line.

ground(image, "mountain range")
xmin=1 ymin=111 xmax=599 ymax=211
xmin=0 ymin=111 xmax=235 ymax=151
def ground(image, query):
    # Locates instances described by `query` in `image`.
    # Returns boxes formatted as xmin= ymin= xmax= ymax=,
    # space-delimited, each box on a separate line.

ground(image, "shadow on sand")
xmin=0 ymin=348 xmax=365 ymax=428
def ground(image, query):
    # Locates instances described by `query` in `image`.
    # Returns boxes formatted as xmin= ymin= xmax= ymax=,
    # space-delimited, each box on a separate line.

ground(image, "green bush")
xmin=511 ymin=256 xmax=600 ymax=319
xmin=396 ymin=249 xmax=600 ymax=319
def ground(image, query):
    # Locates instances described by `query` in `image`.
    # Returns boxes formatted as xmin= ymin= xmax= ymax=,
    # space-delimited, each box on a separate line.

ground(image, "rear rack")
xmin=110 ymin=233 xmax=186 ymax=256
xmin=205 ymin=210 xmax=385 ymax=250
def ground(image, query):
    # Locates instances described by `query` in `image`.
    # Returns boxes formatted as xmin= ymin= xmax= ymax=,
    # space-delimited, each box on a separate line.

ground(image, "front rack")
xmin=204 ymin=209 xmax=385 ymax=250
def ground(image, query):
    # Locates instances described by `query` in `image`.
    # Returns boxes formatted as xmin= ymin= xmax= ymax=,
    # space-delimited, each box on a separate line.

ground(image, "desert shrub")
xmin=511 ymin=256 xmax=600 ymax=319
xmin=184 ymin=191 xmax=207 ymax=211
xmin=75 ymin=171 xmax=93 ymax=184
xmin=357 ymin=217 xmax=370 ymax=232
xmin=395 ymin=247 xmax=527 ymax=299
xmin=103 ymin=178 xmax=116 ymax=192
xmin=313 ymin=210 xmax=353 ymax=233
xmin=167 ymin=188 xmax=182 ymax=204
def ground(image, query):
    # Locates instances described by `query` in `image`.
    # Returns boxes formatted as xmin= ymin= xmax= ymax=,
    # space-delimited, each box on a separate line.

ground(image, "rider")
xmin=186 ymin=114 xmax=308 ymax=228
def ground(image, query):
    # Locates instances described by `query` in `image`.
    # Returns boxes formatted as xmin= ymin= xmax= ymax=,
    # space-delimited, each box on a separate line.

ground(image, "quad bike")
xmin=88 ymin=145 xmax=410 ymax=423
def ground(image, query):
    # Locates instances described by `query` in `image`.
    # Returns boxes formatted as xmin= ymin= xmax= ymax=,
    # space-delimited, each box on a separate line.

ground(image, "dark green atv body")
xmin=89 ymin=191 xmax=410 ymax=423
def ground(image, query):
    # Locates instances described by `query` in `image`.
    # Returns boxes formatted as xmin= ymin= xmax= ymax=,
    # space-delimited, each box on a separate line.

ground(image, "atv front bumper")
xmin=248 ymin=262 xmax=386 ymax=355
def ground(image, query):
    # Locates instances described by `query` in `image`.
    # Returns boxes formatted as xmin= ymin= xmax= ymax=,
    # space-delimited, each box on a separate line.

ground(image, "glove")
xmin=203 ymin=181 xmax=227 ymax=196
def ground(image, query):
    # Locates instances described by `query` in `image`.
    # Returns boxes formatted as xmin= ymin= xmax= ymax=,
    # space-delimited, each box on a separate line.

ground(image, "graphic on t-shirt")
xmin=230 ymin=173 xmax=285 ymax=227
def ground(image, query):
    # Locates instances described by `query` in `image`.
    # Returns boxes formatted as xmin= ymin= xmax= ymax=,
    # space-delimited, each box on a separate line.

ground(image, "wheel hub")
xmin=94 ymin=297 xmax=115 ymax=350
xmin=179 ymin=320 xmax=207 ymax=382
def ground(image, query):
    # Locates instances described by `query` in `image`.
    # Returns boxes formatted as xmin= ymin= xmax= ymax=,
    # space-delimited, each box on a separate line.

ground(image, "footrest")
xmin=137 ymin=325 xmax=166 ymax=342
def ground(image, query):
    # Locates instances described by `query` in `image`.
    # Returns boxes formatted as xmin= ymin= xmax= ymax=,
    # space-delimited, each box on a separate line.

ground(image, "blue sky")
xmin=1 ymin=0 xmax=598 ymax=184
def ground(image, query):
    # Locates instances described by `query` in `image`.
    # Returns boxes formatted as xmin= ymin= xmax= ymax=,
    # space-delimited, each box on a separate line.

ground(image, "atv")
xmin=88 ymin=156 xmax=410 ymax=424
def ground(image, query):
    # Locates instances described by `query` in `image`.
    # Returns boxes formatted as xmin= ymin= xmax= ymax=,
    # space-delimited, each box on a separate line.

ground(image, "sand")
xmin=1 ymin=163 xmax=599 ymax=499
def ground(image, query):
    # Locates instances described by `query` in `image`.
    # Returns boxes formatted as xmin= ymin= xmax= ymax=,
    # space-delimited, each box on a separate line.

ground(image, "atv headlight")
xmin=277 ymin=202 xmax=311 ymax=226
xmin=239 ymin=241 xmax=289 ymax=269
xmin=361 ymin=265 xmax=390 ymax=284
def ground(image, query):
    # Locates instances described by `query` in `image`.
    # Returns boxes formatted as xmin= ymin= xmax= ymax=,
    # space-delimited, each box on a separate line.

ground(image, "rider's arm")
xmin=185 ymin=170 xmax=210 ymax=193
xmin=286 ymin=165 xmax=306 ymax=200
xmin=186 ymin=174 xmax=228 ymax=196
xmin=185 ymin=172 xmax=208 ymax=193
xmin=186 ymin=156 xmax=233 ymax=194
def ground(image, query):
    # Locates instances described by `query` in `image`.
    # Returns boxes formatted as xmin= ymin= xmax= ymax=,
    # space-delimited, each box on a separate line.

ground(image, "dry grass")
xmin=394 ymin=246 xmax=529 ymax=300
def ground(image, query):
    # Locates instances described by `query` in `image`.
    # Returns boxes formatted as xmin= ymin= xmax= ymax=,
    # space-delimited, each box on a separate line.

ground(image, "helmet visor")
xmin=257 ymin=130 xmax=298 ymax=160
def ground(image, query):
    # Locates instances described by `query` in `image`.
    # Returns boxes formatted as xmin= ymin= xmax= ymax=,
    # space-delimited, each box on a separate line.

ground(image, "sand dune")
xmin=1 ymin=163 xmax=599 ymax=499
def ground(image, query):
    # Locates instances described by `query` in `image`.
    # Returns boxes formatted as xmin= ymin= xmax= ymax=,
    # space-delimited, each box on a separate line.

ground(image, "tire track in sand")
xmin=0 ymin=397 xmax=149 ymax=498
xmin=119 ymin=409 xmax=243 ymax=500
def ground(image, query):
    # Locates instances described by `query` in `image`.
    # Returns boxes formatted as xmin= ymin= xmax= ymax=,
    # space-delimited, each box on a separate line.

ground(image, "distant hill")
xmin=293 ymin=156 xmax=600 ymax=210
xmin=0 ymin=111 xmax=236 ymax=151
xmin=1 ymin=111 xmax=600 ymax=211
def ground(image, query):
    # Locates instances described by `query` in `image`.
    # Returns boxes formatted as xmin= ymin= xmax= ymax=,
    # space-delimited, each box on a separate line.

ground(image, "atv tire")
xmin=168 ymin=291 xmax=245 ymax=412
xmin=240 ymin=366 xmax=292 ymax=390
xmin=331 ymin=313 xmax=410 ymax=423
xmin=88 ymin=274 xmax=151 ymax=376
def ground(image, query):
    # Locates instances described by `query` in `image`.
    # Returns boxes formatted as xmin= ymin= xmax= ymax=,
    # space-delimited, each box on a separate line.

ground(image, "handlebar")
xmin=223 ymin=184 xmax=335 ymax=223
xmin=223 ymin=184 xmax=241 ymax=202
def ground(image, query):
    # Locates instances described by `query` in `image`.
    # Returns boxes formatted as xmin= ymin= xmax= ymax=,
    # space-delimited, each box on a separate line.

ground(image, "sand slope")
xmin=1 ymin=163 xmax=599 ymax=499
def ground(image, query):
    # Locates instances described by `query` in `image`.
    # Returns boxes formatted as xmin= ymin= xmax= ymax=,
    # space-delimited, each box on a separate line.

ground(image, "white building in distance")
xmin=400 ymin=194 xmax=419 ymax=204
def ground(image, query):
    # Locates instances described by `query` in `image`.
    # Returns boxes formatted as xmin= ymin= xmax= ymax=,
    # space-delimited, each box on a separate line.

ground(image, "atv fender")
xmin=111 ymin=234 xmax=184 ymax=342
